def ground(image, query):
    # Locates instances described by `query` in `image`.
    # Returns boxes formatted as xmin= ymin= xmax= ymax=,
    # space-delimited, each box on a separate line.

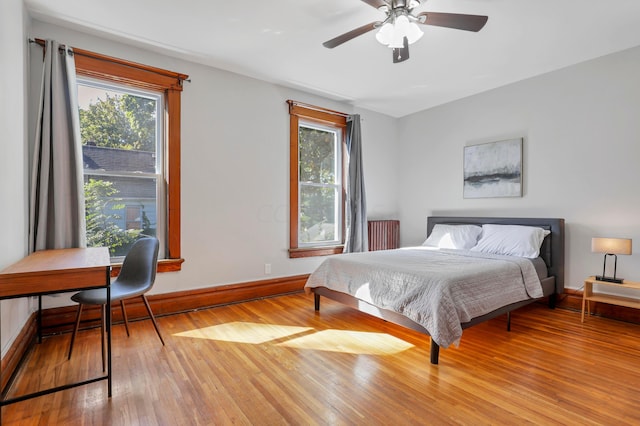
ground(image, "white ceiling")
xmin=25 ymin=0 xmax=640 ymax=118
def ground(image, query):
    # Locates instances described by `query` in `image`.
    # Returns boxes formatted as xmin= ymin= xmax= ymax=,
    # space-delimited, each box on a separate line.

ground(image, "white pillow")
xmin=422 ymin=224 xmax=482 ymax=250
xmin=470 ymin=224 xmax=550 ymax=258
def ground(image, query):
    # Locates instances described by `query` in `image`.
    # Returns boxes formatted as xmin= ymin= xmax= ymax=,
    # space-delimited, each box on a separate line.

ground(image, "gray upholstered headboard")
xmin=426 ymin=216 xmax=565 ymax=294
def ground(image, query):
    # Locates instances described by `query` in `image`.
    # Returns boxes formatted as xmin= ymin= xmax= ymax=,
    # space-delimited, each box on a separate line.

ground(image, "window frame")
xmin=74 ymin=47 xmax=187 ymax=272
xmin=288 ymin=101 xmax=347 ymax=258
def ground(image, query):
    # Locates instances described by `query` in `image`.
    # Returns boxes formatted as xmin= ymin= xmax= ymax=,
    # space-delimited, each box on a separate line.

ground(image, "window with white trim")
xmin=298 ymin=121 xmax=343 ymax=246
xmin=288 ymin=101 xmax=347 ymax=258
xmin=78 ymin=78 xmax=165 ymax=260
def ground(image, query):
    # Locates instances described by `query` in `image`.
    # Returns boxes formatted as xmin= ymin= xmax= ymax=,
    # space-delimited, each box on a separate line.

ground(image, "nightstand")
xmin=581 ymin=276 xmax=640 ymax=322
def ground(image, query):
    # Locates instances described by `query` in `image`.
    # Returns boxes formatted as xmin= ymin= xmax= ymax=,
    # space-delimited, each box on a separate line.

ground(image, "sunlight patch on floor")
xmin=173 ymin=322 xmax=313 ymax=344
xmin=279 ymin=329 xmax=414 ymax=355
xmin=174 ymin=322 xmax=414 ymax=355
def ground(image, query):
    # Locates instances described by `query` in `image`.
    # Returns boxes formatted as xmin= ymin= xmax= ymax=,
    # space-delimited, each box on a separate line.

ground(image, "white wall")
xmin=397 ymin=46 xmax=640 ymax=292
xmin=28 ymin=20 xmax=399 ymax=302
xmin=0 ymin=0 xmax=31 ymax=356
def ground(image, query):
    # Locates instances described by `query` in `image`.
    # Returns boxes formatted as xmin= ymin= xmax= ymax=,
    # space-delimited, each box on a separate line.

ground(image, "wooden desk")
xmin=0 ymin=247 xmax=112 ymax=408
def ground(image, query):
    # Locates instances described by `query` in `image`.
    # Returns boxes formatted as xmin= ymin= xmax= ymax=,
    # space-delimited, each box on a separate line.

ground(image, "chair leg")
xmin=141 ymin=295 xmax=165 ymax=345
xmin=101 ymin=305 xmax=106 ymax=372
xmin=68 ymin=304 xmax=84 ymax=360
xmin=120 ymin=300 xmax=130 ymax=337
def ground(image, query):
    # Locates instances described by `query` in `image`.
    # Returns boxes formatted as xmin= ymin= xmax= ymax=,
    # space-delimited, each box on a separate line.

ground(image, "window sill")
xmin=110 ymin=257 xmax=184 ymax=277
xmin=289 ymin=246 xmax=343 ymax=259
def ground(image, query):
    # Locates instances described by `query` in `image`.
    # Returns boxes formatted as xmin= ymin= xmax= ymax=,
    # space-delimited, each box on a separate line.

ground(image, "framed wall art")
xmin=463 ymin=138 xmax=523 ymax=198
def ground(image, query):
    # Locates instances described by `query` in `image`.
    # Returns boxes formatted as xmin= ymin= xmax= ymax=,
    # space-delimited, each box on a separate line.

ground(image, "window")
xmin=288 ymin=101 xmax=347 ymax=258
xmin=74 ymin=47 xmax=187 ymax=271
xmin=78 ymin=78 xmax=164 ymax=259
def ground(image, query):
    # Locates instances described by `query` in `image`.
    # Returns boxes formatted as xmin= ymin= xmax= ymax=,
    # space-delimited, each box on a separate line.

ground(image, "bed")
xmin=305 ymin=216 xmax=565 ymax=364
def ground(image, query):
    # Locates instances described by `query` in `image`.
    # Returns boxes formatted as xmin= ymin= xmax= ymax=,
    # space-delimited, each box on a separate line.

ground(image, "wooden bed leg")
xmin=507 ymin=311 xmax=511 ymax=332
xmin=314 ymin=293 xmax=320 ymax=311
xmin=430 ymin=338 xmax=439 ymax=365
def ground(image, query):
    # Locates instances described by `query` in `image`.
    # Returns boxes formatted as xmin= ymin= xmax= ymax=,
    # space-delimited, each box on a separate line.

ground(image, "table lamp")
xmin=591 ymin=237 xmax=632 ymax=283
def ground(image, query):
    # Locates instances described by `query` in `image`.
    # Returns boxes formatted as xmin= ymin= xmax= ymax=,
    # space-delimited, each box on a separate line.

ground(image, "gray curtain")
xmin=344 ymin=114 xmax=368 ymax=253
xmin=29 ymin=40 xmax=86 ymax=252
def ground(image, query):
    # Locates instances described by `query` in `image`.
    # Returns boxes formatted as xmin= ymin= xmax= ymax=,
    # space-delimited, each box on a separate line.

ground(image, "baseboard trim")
xmin=1 ymin=312 xmax=37 ymax=392
xmin=41 ymin=274 xmax=310 ymax=335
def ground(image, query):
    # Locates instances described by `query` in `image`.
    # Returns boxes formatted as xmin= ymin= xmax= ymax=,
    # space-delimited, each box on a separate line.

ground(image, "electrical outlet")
xmin=264 ymin=263 xmax=271 ymax=275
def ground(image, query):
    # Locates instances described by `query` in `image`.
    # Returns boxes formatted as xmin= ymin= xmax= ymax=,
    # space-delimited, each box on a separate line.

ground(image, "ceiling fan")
xmin=323 ymin=0 xmax=488 ymax=63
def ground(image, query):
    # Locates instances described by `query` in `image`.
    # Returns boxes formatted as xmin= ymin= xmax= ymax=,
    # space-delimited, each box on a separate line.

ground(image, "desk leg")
xmin=37 ymin=296 xmax=42 ymax=344
xmin=106 ymin=268 xmax=112 ymax=398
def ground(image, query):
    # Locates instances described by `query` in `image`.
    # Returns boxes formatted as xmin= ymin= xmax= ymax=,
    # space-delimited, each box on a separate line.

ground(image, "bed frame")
xmin=311 ymin=216 xmax=565 ymax=364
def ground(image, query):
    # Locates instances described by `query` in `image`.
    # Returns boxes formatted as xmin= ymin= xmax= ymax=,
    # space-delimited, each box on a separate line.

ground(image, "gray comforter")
xmin=304 ymin=247 xmax=543 ymax=348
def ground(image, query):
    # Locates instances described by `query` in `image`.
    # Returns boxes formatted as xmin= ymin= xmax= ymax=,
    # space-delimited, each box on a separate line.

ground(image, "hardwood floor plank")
xmin=2 ymin=293 xmax=640 ymax=425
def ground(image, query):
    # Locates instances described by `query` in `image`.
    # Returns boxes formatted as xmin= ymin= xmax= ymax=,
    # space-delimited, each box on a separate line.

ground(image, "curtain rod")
xmin=287 ymin=100 xmax=350 ymax=118
xmin=29 ymin=37 xmax=73 ymax=55
xmin=28 ymin=38 xmax=191 ymax=83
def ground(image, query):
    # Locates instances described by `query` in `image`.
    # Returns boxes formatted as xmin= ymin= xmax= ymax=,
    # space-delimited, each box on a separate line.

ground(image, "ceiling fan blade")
xmin=416 ymin=12 xmax=488 ymax=32
xmin=323 ymin=21 xmax=381 ymax=49
xmin=392 ymin=37 xmax=410 ymax=63
xmin=360 ymin=0 xmax=388 ymax=10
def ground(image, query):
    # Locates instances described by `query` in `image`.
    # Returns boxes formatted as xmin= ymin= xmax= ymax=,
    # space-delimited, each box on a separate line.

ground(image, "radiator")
xmin=368 ymin=220 xmax=400 ymax=251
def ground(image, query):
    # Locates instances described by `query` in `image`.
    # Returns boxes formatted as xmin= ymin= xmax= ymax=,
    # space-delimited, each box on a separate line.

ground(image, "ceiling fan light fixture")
xmin=376 ymin=14 xmax=423 ymax=48
xmin=323 ymin=1 xmax=488 ymax=63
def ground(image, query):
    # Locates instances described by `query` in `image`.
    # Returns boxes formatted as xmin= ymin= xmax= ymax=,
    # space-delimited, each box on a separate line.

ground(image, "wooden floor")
xmin=2 ymin=292 xmax=640 ymax=425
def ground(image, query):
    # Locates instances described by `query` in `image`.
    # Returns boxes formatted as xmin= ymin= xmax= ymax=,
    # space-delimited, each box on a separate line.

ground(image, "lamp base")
xmin=595 ymin=275 xmax=624 ymax=284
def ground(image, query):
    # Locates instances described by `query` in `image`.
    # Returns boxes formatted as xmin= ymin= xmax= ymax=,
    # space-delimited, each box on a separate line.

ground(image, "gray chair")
xmin=68 ymin=237 xmax=165 ymax=369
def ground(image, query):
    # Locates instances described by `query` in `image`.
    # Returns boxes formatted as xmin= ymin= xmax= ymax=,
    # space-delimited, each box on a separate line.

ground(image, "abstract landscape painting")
xmin=463 ymin=138 xmax=522 ymax=198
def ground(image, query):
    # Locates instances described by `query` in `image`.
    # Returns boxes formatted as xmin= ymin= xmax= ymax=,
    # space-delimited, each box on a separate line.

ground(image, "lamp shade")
xmin=591 ymin=237 xmax=632 ymax=255
xmin=375 ymin=22 xmax=394 ymax=46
